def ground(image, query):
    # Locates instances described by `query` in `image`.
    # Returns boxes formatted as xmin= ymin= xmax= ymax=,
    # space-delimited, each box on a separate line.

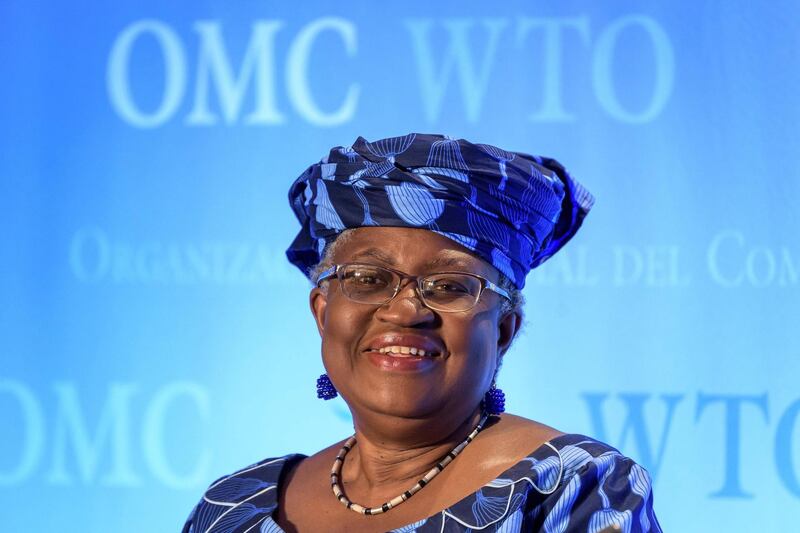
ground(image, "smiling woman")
xmin=182 ymin=134 xmax=663 ymax=533
xmin=313 ymin=228 xmax=512 ymax=426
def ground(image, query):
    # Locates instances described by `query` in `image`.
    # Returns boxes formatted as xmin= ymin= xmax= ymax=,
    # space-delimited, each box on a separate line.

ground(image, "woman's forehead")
xmin=333 ymin=227 xmax=495 ymax=275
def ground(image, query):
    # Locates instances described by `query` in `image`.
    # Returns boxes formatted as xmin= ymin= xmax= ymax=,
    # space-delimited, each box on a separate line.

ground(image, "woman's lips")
xmin=362 ymin=333 xmax=445 ymax=371
xmin=362 ymin=334 xmax=445 ymax=356
xmin=364 ymin=349 xmax=439 ymax=371
xmin=375 ymin=345 xmax=436 ymax=357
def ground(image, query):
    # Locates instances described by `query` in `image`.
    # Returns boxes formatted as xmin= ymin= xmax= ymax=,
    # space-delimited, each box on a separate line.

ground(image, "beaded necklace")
xmin=330 ymin=412 xmax=490 ymax=515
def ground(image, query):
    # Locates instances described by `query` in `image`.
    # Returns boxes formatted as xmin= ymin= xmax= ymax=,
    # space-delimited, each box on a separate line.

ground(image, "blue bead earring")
xmin=483 ymin=382 xmax=506 ymax=415
xmin=316 ymin=373 xmax=338 ymax=400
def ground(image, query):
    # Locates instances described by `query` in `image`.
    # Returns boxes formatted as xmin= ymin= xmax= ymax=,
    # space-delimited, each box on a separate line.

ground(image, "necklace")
xmin=330 ymin=412 xmax=490 ymax=515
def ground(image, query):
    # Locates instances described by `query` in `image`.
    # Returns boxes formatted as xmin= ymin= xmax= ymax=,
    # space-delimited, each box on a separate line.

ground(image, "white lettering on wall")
xmin=286 ymin=17 xmax=360 ymax=126
xmin=107 ymin=20 xmax=187 ymax=127
xmin=68 ymin=228 xmax=296 ymax=285
xmin=47 ymin=382 xmax=140 ymax=485
xmin=406 ymin=18 xmax=508 ymax=123
xmin=593 ymin=15 xmax=675 ymax=123
xmin=107 ymin=16 xmax=675 ymax=127
xmin=707 ymin=231 xmax=799 ymax=287
xmin=516 ymin=16 xmax=590 ymax=122
xmin=0 ymin=380 xmax=211 ymax=487
xmin=187 ymin=21 xmax=285 ymax=125
xmin=0 ymin=380 xmax=45 ymax=485
xmin=142 ymin=382 xmax=211 ymax=489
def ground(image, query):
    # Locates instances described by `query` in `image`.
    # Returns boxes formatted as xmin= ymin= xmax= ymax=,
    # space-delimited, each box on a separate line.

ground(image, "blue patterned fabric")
xmin=182 ymin=434 xmax=662 ymax=532
xmin=286 ymin=133 xmax=595 ymax=289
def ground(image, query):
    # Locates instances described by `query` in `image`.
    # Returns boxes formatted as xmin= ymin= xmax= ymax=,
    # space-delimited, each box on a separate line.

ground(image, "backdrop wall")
xmin=1 ymin=1 xmax=798 ymax=531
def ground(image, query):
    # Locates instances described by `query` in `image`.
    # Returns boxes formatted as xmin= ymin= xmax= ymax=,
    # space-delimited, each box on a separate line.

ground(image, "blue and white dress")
xmin=183 ymin=434 xmax=662 ymax=532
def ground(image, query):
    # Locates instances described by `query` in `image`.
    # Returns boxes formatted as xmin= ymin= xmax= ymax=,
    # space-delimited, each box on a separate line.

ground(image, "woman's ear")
xmin=497 ymin=310 xmax=522 ymax=358
xmin=309 ymin=286 xmax=328 ymax=337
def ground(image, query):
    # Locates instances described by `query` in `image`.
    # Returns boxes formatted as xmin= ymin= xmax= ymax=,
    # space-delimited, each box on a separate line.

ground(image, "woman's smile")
xmin=365 ymin=349 xmax=439 ymax=371
xmin=362 ymin=332 xmax=445 ymax=370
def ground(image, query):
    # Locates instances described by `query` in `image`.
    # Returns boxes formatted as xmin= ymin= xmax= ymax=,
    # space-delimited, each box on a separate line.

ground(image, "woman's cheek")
xmin=461 ymin=316 xmax=497 ymax=356
xmin=322 ymin=304 xmax=371 ymax=366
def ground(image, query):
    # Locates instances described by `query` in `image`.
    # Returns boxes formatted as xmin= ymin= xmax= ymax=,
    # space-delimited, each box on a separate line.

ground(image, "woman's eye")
xmin=432 ymin=281 xmax=469 ymax=293
xmin=350 ymin=271 xmax=386 ymax=285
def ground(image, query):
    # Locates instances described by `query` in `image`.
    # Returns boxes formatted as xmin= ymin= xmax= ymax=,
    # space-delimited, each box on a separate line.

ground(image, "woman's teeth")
xmin=377 ymin=346 xmax=435 ymax=357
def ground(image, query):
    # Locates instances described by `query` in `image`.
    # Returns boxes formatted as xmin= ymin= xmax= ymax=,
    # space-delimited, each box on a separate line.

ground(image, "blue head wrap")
xmin=286 ymin=133 xmax=594 ymax=289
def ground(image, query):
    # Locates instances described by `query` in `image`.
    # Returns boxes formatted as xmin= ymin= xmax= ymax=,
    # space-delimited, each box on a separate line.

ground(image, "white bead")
xmin=329 ymin=413 xmax=490 ymax=515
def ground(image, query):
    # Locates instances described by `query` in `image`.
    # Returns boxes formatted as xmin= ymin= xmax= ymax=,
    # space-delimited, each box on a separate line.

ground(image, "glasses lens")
xmin=340 ymin=264 xmax=397 ymax=303
xmin=421 ymin=274 xmax=482 ymax=311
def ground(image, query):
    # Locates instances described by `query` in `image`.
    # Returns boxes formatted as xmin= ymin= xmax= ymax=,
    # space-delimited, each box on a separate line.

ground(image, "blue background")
xmin=1 ymin=1 xmax=798 ymax=531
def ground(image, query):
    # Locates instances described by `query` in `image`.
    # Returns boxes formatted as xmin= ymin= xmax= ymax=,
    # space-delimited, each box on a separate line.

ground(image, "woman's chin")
xmin=356 ymin=394 xmax=443 ymax=421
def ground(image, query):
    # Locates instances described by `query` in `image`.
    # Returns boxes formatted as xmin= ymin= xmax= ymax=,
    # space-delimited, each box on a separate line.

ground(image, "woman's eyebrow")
xmin=350 ymin=248 xmax=396 ymax=264
xmin=426 ymin=255 xmax=473 ymax=270
xmin=349 ymin=248 xmax=476 ymax=271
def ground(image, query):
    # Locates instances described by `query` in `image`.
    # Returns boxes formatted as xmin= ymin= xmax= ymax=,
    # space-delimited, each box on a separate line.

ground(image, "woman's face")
xmin=310 ymin=227 xmax=519 ymax=423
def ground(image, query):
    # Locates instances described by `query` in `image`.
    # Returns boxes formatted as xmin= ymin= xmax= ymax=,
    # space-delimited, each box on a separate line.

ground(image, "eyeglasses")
xmin=316 ymin=262 xmax=510 ymax=313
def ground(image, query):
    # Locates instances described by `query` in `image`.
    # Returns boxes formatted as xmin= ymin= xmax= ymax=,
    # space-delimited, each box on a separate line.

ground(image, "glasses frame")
xmin=316 ymin=262 xmax=511 ymax=313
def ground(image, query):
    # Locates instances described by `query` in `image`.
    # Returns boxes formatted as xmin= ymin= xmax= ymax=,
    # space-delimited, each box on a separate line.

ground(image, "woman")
xmin=183 ymin=134 xmax=662 ymax=532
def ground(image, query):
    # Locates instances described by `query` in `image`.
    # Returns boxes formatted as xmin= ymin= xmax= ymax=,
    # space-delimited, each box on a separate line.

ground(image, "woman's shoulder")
xmin=484 ymin=413 xmax=635 ymax=462
xmin=486 ymin=414 xmax=653 ymax=495
xmin=476 ymin=413 xmax=565 ymax=453
xmin=182 ymin=453 xmax=306 ymax=533
xmin=444 ymin=415 xmax=661 ymax=532
xmin=464 ymin=414 xmax=629 ymax=490
xmin=488 ymin=420 xmax=661 ymax=532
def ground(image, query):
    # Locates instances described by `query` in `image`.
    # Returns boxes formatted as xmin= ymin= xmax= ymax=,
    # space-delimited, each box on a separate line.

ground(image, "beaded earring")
xmin=482 ymin=382 xmax=506 ymax=415
xmin=316 ymin=373 xmax=338 ymax=400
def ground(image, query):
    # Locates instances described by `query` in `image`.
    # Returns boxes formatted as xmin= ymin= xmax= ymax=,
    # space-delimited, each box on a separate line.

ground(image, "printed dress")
xmin=183 ymin=434 xmax=662 ymax=532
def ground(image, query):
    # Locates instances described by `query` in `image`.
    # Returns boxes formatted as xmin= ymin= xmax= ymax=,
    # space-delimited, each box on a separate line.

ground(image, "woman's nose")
xmin=374 ymin=279 xmax=436 ymax=326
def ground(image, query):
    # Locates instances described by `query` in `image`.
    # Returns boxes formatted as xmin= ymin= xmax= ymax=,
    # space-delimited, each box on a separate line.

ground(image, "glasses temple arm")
xmin=484 ymin=279 xmax=511 ymax=301
xmin=316 ymin=265 xmax=338 ymax=286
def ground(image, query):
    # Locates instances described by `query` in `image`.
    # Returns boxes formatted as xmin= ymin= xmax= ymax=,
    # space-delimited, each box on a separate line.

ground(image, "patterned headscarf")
xmin=286 ymin=133 xmax=594 ymax=289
